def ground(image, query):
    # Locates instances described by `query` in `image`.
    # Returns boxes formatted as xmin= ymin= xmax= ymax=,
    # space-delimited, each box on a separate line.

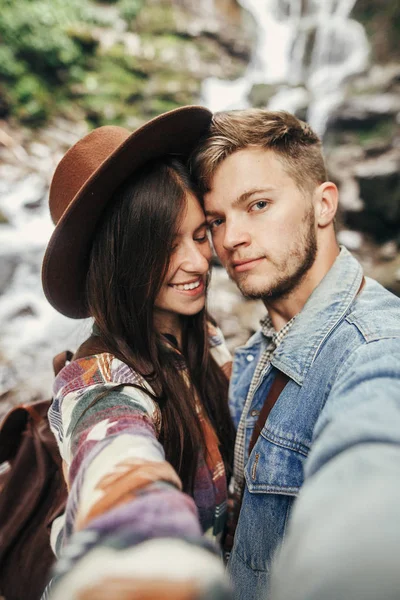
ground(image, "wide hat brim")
xmin=42 ymin=105 xmax=212 ymax=319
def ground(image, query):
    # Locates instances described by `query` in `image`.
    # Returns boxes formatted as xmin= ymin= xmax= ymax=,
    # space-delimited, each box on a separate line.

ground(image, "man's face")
xmin=204 ymin=147 xmax=318 ymax=301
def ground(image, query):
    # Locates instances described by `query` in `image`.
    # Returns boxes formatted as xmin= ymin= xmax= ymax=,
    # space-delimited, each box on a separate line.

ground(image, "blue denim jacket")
xmin=227 ymin=247 xmax=400 ymax=600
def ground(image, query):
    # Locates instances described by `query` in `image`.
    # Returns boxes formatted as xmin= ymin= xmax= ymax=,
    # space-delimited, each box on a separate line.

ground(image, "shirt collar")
xmin=260 ymin=313 xmax=297 ymax=348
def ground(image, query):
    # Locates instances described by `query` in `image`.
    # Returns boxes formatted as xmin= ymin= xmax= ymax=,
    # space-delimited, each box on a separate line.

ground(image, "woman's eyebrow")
xmin=194 ymin=220 xmax=208 ymax=233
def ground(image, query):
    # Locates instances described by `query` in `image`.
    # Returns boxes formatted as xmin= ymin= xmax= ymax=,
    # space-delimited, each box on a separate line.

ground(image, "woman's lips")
xmin=169 ymin=277 xmax=205 ymax=296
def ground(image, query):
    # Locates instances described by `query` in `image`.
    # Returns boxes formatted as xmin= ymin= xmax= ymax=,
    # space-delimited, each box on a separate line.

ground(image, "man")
xmin=190 ymin=109 xmax=400 ymax=599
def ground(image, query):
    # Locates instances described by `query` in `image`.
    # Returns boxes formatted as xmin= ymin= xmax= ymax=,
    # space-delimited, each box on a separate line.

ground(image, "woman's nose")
xmin=181 ymin=242 xmax=211 ymax=273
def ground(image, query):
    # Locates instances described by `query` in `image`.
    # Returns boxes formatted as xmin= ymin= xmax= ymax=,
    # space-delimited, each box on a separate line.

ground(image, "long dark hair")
xmin=86 ymin=157 xmax=235 ymax=492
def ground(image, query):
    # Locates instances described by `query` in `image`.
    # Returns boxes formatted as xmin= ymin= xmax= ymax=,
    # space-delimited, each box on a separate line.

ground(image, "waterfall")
xmin=203 ymin=0 xmax=369 ymax=135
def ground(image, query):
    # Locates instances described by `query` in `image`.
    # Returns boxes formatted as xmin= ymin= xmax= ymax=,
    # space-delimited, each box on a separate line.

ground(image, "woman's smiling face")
xmin=154 ymin=192 xmax=212 ymax=331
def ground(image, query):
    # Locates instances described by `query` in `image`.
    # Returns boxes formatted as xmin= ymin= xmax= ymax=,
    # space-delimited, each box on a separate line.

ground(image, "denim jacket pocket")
xmin=244 ymin=431 xmax=307 ymax=494
xmin=232 ymin=436 xmax=307 ymax=575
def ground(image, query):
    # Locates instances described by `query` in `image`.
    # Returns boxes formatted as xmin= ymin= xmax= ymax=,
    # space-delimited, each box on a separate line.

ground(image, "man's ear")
xmin=314 ymin=182 xmax=338 ymax=227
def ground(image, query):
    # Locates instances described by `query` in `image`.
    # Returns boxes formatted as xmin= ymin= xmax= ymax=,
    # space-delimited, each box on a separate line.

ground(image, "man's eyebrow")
xmin=205 ymin=187 xmax=276 ymax=217
xmin=232 ymin=187 xmax=276 ymax=208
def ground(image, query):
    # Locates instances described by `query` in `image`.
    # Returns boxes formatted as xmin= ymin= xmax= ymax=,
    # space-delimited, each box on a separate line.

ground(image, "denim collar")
xmin=268 ymin=246 xmax=363 ymax=385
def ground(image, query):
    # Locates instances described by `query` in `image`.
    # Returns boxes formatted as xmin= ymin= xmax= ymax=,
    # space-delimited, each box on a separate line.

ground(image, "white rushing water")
xmin=203 ymin=0 xmax=369 ymax=135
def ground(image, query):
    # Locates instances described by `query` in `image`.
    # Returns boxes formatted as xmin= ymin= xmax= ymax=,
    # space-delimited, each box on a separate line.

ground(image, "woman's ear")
xmin=314 ymin=182 xmax=338 ymax=227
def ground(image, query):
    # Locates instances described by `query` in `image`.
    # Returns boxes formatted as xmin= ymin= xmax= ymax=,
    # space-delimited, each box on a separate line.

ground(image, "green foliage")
xmin=0 ymin=0 xmax=97 ymax=76
xmin=0 ymin=0 xmax=99 ymax=124
xmin=0 ymin=0 xmax=205 ymax=126
xmin=118 ymin=0 xmax=144 ymax=23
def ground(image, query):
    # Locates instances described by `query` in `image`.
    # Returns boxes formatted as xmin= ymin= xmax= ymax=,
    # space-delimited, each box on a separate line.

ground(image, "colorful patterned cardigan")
xmin=46 ymin=324 xmax=233 ymax=599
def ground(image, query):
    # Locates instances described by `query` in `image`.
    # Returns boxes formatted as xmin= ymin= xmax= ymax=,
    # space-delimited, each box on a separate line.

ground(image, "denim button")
xmin=250 ymin=409 xmax=260 ymax=417
xmin=246 ymin=354 xmax=254 ymax=362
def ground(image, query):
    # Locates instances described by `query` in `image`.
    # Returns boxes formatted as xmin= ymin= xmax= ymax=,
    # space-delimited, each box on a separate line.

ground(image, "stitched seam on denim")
xmin=273 ymin=266 xmax=362 ymax=380
xmin=233 ymin=544 xmax=270 ymax=574
xmin=260 ymin=431 xmax=309 ymax=457
xmin=245 ymin=482 xmax=300 ymax=495
xmin=251 ymin=453 xmax=260 ymax=480
xmin=346 ymin=315 xmax=400 ymax=342
xmin=310 ymin=267 xmax=363 ymax=366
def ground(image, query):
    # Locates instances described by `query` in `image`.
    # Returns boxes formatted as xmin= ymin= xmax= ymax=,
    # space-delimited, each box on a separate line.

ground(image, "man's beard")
xmin=236 ymin=209 xmax=318 ymax=301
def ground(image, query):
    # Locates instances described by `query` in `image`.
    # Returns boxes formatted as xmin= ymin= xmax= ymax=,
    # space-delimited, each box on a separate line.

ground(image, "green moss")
xmin=10 ymin=75 xmax=53 ymax=124
xmin=118 ymin=0 xmax=144 ymax=23
xmin=356 ymin=119 xmax=395 ymax=145
xmin=72 ymin=55 xmax=148 ymax=126
xmin=100 ymin=44 xmax=149 ymax=78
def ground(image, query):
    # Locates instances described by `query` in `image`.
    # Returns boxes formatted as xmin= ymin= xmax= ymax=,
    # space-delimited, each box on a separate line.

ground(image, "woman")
xmin=41 ymin=107 xmax=235 ymax=599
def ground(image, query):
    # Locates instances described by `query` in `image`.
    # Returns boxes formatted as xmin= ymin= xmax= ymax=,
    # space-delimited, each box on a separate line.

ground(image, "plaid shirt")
xmin=232 ymin=313 xmax=296 ymax=501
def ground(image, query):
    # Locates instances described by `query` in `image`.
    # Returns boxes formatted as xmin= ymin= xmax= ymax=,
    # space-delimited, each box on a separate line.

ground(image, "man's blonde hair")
xmin=190 ymin=109 xmax=327 ymax=195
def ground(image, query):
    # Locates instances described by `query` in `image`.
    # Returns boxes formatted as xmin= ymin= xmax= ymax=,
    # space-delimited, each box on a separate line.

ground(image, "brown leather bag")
xmin=0 ymin=352 xmax=71 ymax=600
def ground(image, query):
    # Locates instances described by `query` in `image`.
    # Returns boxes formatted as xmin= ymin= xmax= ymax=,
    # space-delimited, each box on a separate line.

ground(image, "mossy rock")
xmin=326 ymin=114 xmax=396 ymax=148
xmin=144 ymin=72 xmax=201 ymax=102
xmin=134 ymin=2 xmax=189 ymax=37
xmin=351 ymin=0 xmax=400 ymax=63
xmin=100 ymin=44 xmax=149 ymax=78
xmin=0 ymin=210 xmax=9 ymax=225
xmin=248 ymin=83 xmax=278 ymax=108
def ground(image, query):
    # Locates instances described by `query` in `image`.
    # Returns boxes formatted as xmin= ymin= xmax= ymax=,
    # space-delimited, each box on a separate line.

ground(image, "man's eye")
xmin=251 ymin=200 xmax=268 ymax=211
xmin=208 ymin=218 xmax=223 ymax=230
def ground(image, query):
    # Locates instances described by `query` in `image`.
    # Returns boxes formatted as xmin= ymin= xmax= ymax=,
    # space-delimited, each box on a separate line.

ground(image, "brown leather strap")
xmin=248 ymin=370 xmax=289 ymax=455
xmin=52 ymin=350 xmax=73 ymax=376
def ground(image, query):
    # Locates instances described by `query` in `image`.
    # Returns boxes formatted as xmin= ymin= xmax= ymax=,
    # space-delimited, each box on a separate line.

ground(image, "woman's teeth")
xmin=171 ymin=280 xmax=201 ymax=291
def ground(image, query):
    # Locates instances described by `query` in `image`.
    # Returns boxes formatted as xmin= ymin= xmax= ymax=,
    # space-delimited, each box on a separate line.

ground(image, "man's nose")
xmin=223 ymin=219 xmax=251 ymax=251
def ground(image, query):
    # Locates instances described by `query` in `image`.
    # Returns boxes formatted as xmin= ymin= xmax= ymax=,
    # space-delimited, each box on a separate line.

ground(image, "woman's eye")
xmin=195 ymin=234 xmax=208 ymax=243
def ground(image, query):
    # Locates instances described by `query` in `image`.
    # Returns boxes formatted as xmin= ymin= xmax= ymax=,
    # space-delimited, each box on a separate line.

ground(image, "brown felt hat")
xmin=42 ymin=105 xmax=212 ymax=319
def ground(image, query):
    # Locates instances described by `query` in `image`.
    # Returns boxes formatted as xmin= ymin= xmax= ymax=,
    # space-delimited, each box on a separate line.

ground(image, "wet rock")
xmin=0 ymin=255 xmax=19 ymax=296
xmin=249 ymin=83 xmax=280 ymax=108
xmin=379 ymin=241 xmax=398 ymax=261
xmin=10 ymin=305 xmax=37 ymax=319
xmin=354 ymin=152 xmax=400 ymax=240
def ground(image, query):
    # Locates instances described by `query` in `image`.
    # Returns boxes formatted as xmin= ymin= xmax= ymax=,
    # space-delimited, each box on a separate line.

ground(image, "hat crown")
xmin=49 ymin=126 xmax=130 ymax=225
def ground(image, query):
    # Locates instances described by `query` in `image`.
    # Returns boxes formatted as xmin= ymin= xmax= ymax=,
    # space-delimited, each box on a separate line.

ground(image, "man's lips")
xmin=232 ymin=257 xmax=265 ymax=273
